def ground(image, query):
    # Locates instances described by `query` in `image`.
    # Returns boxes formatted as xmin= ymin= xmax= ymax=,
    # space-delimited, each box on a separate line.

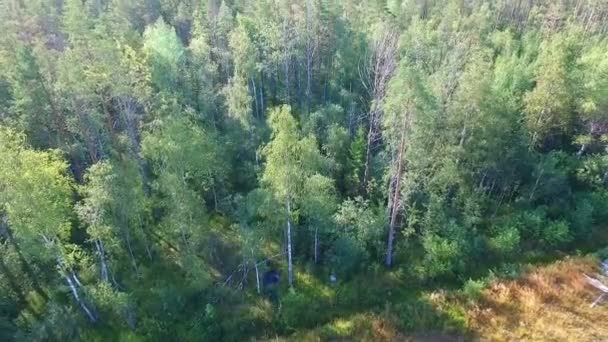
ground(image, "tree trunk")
xmin=386 ymin=111 xmax=408 ymax=267
xmin=362 ymin=113 xmax=376 ymax=193
xmin=95 ymin=239 xmax=109 ymax=283
xmin=360 ymin=28 xmax=398 ymax=194
xmin=283 ymin=19 xmax=290 ymax=102
xmin=254 ymin=255 xmax=261 ymax=294
xmin=251 ymin=77 xmax=259 ymax=119
xmin=124 ymin=229 xmax=139 ymax=275
xmin=260 ymin=71 xmax=266 ymax=115
xmin=529 ymin=161 xmax=545 ymax=202
xmin=530 ymin=109 xmax=546 ymax=149
xmin=43 ymin=233 xmax=97 ymax=323
xmin=306 ymin=53 xmax=312 ymax=106
xmin=459 ymin=121 xmax=467 ymax=147
xmin=286 ymin=199 xmax=294 ymax=287
xmin=314 ymin=226 xmax=318 ymax=264
xmin=386 ymin=153 xmax=397 ymax=217
xmin=305 ymin=0 xmax=314 ymax=108
xmin=577 ymin=143 xmax=586 ymax=157
xmin=64 ymin=271 xmax=97 ymax=323
xmin=143 ymin=228 xmax=153 ymax=261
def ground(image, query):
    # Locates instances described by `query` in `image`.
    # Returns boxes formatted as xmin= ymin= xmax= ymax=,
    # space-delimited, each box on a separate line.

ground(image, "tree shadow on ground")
xmin=218 ymin=266 xmax=471 ymax=341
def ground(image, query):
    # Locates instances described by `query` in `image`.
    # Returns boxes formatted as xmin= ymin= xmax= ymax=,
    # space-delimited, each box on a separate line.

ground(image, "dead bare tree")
xmin=584 ymin=273 xmax=608 ymax=308
xmin=304 ymin=0 xmax=319 ymax=109
xmin=359 ymin=26 xmax=399 ymax=194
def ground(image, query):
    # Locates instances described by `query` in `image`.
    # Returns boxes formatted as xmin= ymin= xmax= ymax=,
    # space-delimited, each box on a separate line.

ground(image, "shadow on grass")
xmin=215 ymin=267 xmax=471 ymax=341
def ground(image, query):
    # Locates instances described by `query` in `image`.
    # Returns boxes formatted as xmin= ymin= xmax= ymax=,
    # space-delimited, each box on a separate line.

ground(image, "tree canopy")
xmin=1 ymin=0 xmax=608 ymax=340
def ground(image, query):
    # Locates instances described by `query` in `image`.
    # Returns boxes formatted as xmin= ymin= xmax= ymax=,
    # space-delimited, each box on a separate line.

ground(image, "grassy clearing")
xmin=259 ymin=255 xmax=608 ymax=341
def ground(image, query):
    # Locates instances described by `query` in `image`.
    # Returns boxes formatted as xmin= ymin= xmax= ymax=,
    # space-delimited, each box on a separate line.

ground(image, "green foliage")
xmin=488 ymin=225 xmax=521 ymax=257
xmin=461 ymin=278 xmax=487 ymax=302
xmin=88 ymin=282 xmax=130 ymax=325
xmin=543 ymin=220 xmax=572 ymax=248
xmin=179 ymin=304 xmax=222 ymax=341
xmin=223 ymin=74 xmax=253 ymax=128
xmin=0 ymin=127 xmax=74 ymax=258
xmin=577 ymin=155 xmax=608 ymax=189
xmin=262 ymin=105 xmax=307 ymax=201
xmin=142 ymin=115 xmax=223 ymax=284
xmin=569 ymin=194 xmax=594 ymax=240
xmin=345 ymin=127 xmax=367 ymax=195
xmin=329 ymin=235 xmax=368 ymax=276
xmin=524 ymin=29 xmax=582 ymax=146
xmin=590 ymin=191 xmax=608 ymax=223
xmin=281 ymin=289 xmax=329 ymax=331
xmin=143 ymin=18 xmax=185 ymax=91
xmin=1 ymin=1 xmax=608 ymax=340
xmin=419 ymin=232 xmax=467 ymax=278
xmin=334 ymin=197 xmax=385 ymax=261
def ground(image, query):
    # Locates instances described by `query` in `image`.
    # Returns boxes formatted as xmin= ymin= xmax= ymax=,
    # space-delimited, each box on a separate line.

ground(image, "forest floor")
xmin=274 ymin=255 xmax=608 ymax=341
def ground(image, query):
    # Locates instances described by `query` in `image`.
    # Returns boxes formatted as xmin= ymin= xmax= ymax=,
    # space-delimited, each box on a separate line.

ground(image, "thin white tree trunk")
xmin=260 ymin=72 xmax=265 ymax=115
xmin=286 ymin=199 xmax=294 ymax=287
xmin=65 ymin=272 xmax=97 ymax=323
xmin=125 ymin=230 xmax=139 ymax=274
xmin=283 ymin=19 xmax=290 ymax=101
xmin=386 ymin=110 xmax=408 ymax=267
xmin=305 ymin=0 xmax=313 ymax=105
xmin=254 ymin=258 xmax=260 ymax=294
xmin=314 ymin=226 xmax=318 ymax=264
xmin=529 ymin=160 xmax=545 ymax=201
xmin=143 ymin=231 xmax=153 ymax=261
xmin=95 ymin=239 xmax=109 ymax=282
xmin=42 ymin=233 xmax=97 ymax=322
xmin=251 ymin=77 xmax=259 ymax=118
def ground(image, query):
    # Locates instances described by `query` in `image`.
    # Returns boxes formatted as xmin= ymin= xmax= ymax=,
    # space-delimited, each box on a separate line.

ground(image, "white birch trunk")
xmin=251 ymin=77 xmax=259 ymax=118
xmin=286 ymin=199 xmax=294 ymax=287
xmin=314 ymin=226 xmax=318 ymax=264
xmin=254 ymin=259 xmax=261 ymax=294
xmin=95 ymin=239 xmax=109 ymax=282
xmin=65 ymin=272 xmax=97 ymax=323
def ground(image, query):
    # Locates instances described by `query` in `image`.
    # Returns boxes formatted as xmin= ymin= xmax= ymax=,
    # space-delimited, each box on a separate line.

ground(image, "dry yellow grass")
xmin=466 ymin=256 xmax=608 ymax=341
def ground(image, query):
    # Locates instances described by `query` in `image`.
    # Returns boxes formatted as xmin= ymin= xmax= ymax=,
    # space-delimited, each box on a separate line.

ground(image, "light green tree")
xmin=0 ymin=128 xmax=97 ymax=323
xmin=142 ymin=115 xmax=223 ymax=286
xmin=143 ymin=18 xmax=185 ymax=92
xmin=262 ymin=105 xmax=328 ymax=286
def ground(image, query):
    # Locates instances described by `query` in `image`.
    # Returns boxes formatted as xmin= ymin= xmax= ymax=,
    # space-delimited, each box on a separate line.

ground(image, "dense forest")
xmin=1 ymin=0 xmax=608 ymax=340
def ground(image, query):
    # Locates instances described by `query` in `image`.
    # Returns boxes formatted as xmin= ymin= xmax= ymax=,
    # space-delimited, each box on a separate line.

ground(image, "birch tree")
xmin=0 ymin=128 xmax=98 ymax=323
xmin=262 ymin=105 xmax=328 ymax=287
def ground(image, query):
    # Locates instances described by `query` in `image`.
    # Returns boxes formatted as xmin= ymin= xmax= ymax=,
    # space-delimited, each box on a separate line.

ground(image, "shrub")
xmin=569 ymin=195 xmax=594 ymax=240
xmin=488 ymin=225 xmax=521 ymax=257
xmin=542 ymin=220 xmax=572 ymax=247
xmin=280 ymin=289 xmax=329 ymax=331
xmin=328 ymin=235 xmax=368 ymax=277
xmin=518 ymin=207 xmax=547 ymax=241
xmin=461 ymin=278 xmax=487 ymax=302
xmin=591 ymin=190 xmax=608 ymax=222
xmin=418 ymin=232 xmax=466 ymax=279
